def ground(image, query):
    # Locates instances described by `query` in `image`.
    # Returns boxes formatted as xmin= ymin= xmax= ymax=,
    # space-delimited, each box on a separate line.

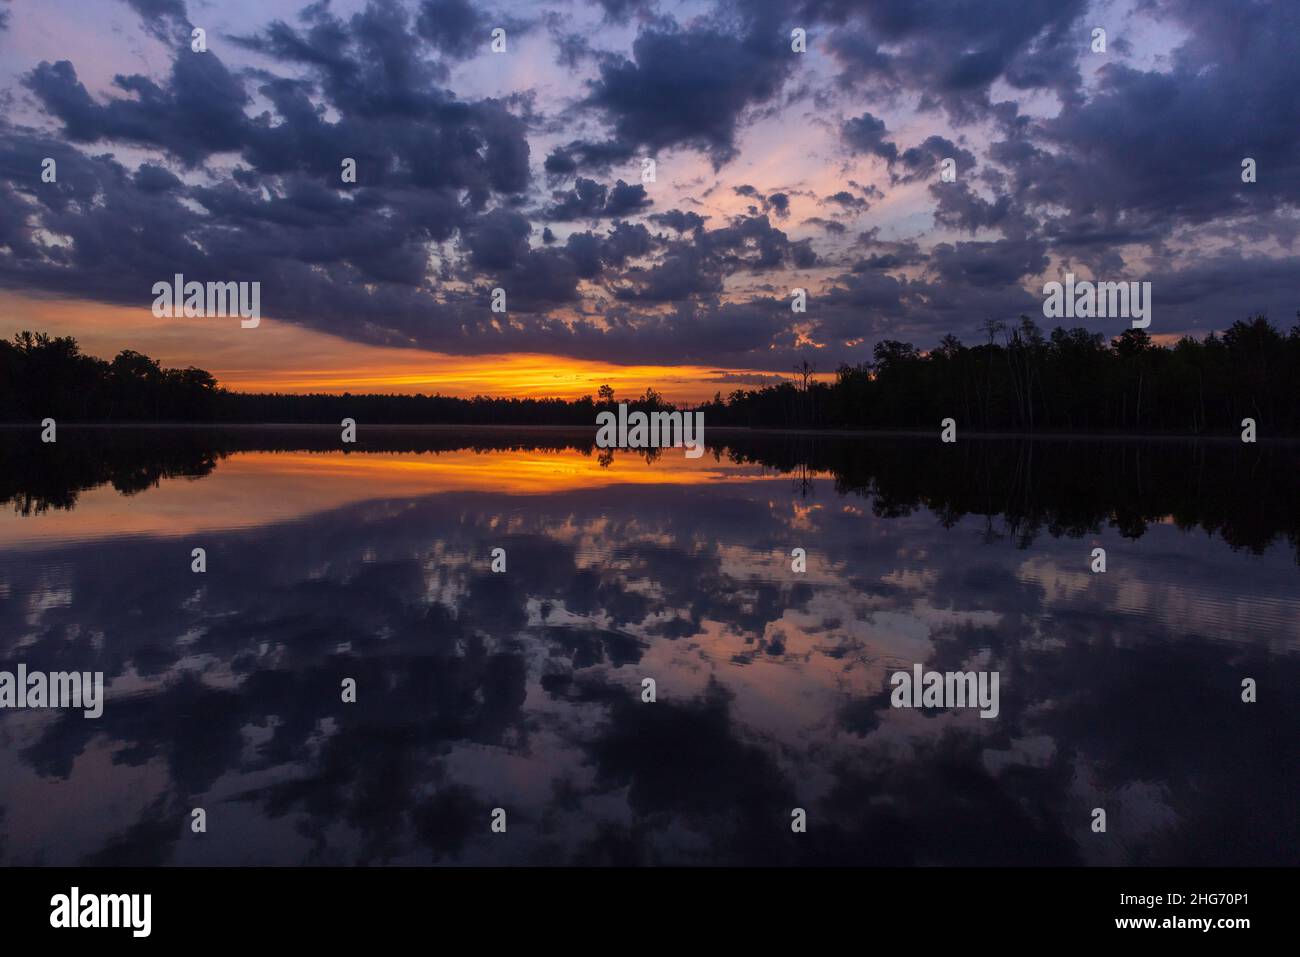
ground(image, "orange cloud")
xmin=0 ymin=292 xmax=781 ymax=403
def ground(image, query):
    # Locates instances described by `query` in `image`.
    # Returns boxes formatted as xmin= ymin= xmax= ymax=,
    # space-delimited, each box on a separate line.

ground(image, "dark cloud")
xmin=117 ymin=0 xmax=191 ymax=42
xmin=822 ymin=0 xmax=1090 ymax=122
xmin=825 ymin=190 xmax=869 ymax=212
xmin=604 ymin=180 xmax=651 ymax=216
xmin=927 ymin=237 xmax=1049 ymax=288
xmin=701 ymin=214 xmax=805 ymax=270
xmin=132 ymin=163 xmax=183 ymax=193
xmin=121 ymin=0 xmax=188 ymax=19
xmin=26 ymin=55 xmax=249 ymax=166
xmin=614 ymin=247 xmax=722 ymax=302
xmin=465 ymin=208 xmax=532 ymax=270
xmin=803 ymin=217 xmax=847 ymax=235
xmin=595 ymin=0 xmax=657 ymax=22
xmin=546 ymin=177 xmax=607 ymax=221
xmin=544 ymin=177 xmax=651 ymax=220
xmin=602 ymin=220 xmax=655 ymax=263
xmin=1017 ymin=0 xmax=1300 ymax=242
xmin=577 ymin=19 xmax=795 ymax=169
xmin=842 ymin=111 xmax=976 ymax=186
xmin=236 ymin=0 xmax=448 ymax=116
xmin=562 ymin=222 xmax=653 ymax=278
xmin=542 ymin=139 xmax=636 ymax=176
xmin=930 ymin=181 xmax=1021 ymax=236
xmin=415 ymin=0 xmax=489 ymax=59
xmin=649 ymin=209 xmax=707 ymax=233
xmin=731 ymin=184 xmax=791 ymax=219
xmin=842 ymin=111 xmax=897 ymax=162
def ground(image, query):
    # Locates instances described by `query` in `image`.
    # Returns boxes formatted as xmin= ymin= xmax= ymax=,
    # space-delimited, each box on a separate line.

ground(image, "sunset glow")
xmin=0 ymin=292 xmax=781 ymax=402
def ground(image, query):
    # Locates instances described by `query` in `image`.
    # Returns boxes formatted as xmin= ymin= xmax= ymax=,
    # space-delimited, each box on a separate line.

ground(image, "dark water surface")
xmin=0 ymin=426 xmax=1296 ymax=865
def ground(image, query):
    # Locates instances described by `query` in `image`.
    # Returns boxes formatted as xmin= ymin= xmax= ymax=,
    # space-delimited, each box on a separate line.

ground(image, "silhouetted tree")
xmin=5 ymin=315 xmax=1300 ymax=433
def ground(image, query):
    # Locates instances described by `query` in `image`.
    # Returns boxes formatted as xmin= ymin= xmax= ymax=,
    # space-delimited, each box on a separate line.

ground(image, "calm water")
xmin=0 ymin=426 xmax=1297 ymax=865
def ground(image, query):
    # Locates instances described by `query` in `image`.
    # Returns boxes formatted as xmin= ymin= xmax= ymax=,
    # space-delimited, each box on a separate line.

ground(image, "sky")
xmin=0 ymin=0 xmax=1297 ymax=400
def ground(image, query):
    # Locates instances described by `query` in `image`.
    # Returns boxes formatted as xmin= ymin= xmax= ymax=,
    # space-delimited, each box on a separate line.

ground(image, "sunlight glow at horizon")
xmin=0 ymin=292 xmax=789 ymax=403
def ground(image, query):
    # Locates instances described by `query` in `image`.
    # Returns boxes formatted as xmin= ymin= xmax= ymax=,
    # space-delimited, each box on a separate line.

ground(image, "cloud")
xmin=842 ymin=111 xmax=897 ymax=162
xmin=572 ymin=11 xmax=797 ymax=170
xmin=1020 ymin=0 xmax=1300 ymax=241
xmin=0 ymin=0 xmax=1297 ymax=372
xmin=26 ymin=56 xmax=249 ymax=166
xmin=842 ymin=111 xmax=976 ymax=185
xmin=544 ymin=177 xmax=651 ymax=220
xmin=822 ymin=0 xmax=1089 ymax=122
xmin=649 ymin=209 xmax=707 ymax=233
xmin=415 ymin=0 xmax=490 ymax=59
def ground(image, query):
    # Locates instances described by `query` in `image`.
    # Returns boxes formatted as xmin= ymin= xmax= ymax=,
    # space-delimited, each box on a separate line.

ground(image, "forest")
xmin=2 ymin=314 xmax=1298 ymax=434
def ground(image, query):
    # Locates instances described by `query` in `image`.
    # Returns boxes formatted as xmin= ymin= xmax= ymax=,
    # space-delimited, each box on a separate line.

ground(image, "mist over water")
xmin=1 ymin=427 xmax=1296 ymax=865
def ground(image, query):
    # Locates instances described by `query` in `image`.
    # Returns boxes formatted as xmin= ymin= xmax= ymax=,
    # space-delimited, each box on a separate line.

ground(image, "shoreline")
xmin=2 ymin=422 xmax=1296 ymax=443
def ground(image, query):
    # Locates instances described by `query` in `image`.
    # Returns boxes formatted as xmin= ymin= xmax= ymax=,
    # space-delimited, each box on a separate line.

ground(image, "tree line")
xmin=3 ymin=314 xmax=1299 ymax=433
xmin=705 ymin=314 xmax=1300 ymax=434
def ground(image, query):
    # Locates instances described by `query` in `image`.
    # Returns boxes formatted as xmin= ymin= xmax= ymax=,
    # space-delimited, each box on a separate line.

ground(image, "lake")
xmin=0 ymin=426 xmax=1296 ymax=865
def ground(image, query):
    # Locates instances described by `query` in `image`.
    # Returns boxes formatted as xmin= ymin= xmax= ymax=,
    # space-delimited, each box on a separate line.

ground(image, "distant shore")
xmin=4 ymin=422 xmax=1297 ymax=443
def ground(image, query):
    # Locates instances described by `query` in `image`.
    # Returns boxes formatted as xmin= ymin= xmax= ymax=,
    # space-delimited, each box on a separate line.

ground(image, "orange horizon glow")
xmin=0 ymin=291 xmax=787 ymax=404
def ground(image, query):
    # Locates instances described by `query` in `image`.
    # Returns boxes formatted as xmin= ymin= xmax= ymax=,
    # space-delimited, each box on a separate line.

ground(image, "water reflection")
xmin=0 ymin=427 xmax=1296 ymax=865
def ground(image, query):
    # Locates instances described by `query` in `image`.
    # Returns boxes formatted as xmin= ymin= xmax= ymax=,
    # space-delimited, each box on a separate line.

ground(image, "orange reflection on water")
xmin=258 ymin=447 xmax=745 ymax=494
xmin=1 ymin=447 xmax=784 ymax=547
